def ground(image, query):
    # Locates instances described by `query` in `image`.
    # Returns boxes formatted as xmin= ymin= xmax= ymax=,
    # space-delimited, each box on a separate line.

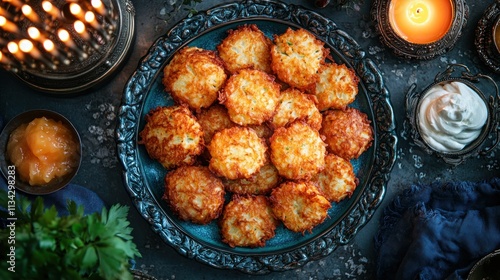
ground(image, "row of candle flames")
xmin=0 ymin=0 xmax=117 ymax=73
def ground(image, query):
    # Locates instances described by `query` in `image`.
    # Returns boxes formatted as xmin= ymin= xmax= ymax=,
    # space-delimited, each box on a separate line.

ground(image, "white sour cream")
xmin=417 ymin=81 xmax=488 ymax=152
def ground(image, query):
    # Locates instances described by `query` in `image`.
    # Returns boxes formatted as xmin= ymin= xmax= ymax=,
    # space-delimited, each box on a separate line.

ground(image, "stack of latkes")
xmin=139 ymin=24 xmax=373 ymax=248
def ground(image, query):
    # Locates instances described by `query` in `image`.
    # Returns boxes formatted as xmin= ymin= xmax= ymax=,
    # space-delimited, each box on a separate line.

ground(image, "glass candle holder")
xmin=475 ymin=1 xmax=500 ymax=74
xmin=0 ymin=0 xmax=135 ymax=94
xmin=405 ymin=64 xmax=500 ymax=165
xmin=371 ymin=0 xmax=468 ymax=60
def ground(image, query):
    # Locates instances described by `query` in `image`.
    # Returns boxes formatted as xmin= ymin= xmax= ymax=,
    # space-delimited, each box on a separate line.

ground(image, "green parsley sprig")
xmin=0 ymin=192 xmax=141 ymax=280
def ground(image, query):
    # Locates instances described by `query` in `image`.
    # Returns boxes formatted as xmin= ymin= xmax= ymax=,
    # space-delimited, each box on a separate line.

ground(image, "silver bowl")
xmin=468 ymin=249 xmax=500 ymax=280
xmin=406 ymin=64 xmax=500 ymax=165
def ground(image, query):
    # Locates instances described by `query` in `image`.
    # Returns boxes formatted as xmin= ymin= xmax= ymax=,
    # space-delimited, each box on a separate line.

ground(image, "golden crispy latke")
xmin=269 ymin=121 xmax=326 ymax=180
xmin=270 ymin=181 xmax=330 ymax=233
xmin=223 ymin=163 xmax=281 ymax=195
xmin=196 ymin=104 xmax=235 ymax=146
xmin=313 ymin=63 xmax=359 ymax=111
xmin=208 ymin=126 xmax=267 ymax=180
xmin=217 ymin=24 xmax=273 ymax=74
xmin=320 ymin=108 xmax=373 ymax=160
xmin=162 ymin=46 xmax=227 ymax=111
xmin=312 ymin=154 xmax=358 ymax=203
xmin=220 ymin=195 xmax=278 ymax=248
xmin=270 ymin=87 xmax=322 ymax=130
xmin=163 ymin=165 xmax=225 ymax=224
xmin=271 ymin=28 xmax=328 ymax=91
xmin=139 ymin=106 xmax=204 ymax=169
xmin=219 ymin=69 xmax=281 ymax=126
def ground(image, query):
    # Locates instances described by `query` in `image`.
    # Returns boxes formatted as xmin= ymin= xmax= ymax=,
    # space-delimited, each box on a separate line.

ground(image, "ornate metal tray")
xmin=117 ymin=0 xmax=397 ymax=274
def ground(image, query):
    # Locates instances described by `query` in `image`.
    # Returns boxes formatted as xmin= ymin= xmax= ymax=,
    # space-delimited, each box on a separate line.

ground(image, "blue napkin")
xmin=0 ymin=178 xmax=105 ymax=217
xmin=375 ymin=178 xmax=500 ymax=280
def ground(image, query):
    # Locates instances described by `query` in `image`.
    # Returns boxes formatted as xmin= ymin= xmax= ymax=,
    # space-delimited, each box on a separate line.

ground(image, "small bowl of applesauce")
xmin=0 ymin=110 xmax=82 ymax=195
xmin=406 ymin=64 xmax=500 ymax=165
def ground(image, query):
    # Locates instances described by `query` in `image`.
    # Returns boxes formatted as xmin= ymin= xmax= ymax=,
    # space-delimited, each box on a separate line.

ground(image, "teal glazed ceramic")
xmin=117 ymin=0 xmax=397 ymax=274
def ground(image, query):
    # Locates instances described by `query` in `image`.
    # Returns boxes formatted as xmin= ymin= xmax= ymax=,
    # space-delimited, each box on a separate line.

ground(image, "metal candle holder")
xmin=0 ymin=0 xmax=135 ymax=94
xmin=475 ymin=1 xmax=500 ymax=74
xmin=371 ymin=0 xmax=468 ymax=60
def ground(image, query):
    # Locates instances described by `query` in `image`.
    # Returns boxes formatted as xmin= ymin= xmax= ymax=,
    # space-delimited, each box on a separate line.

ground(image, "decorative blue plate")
xmin=117 ymin=0 xmax=397 ymax=274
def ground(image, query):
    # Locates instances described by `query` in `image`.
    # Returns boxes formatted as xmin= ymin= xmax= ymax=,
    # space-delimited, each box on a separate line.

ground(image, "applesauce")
xmin=6 ymin=117 xmax=80 ymax=186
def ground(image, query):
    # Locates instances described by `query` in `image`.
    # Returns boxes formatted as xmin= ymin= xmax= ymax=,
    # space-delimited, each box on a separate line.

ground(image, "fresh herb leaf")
xmin=0 ymin=190 xmax=141 ymax=279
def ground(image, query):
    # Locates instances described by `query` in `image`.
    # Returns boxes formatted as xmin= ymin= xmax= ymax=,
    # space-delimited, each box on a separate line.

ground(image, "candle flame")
xmin=85 ymin=11 xmax=96 ymax=23
xmin=91 ymin=0 xmax=104 ymax=10
xmin=21 ymin=4 xmax=41 ymax=23
xmin=74 ymin=20 xmax=86 ymax=34
xmin=69 ymin=3 xmax=83 ymax=16
xmin=27 ymin=27 xmax=41 ymax=40
xmin=0 ymin=15 xmax=19 ymax=33
xmin=19 ymin=39 xmax=34 ymax=53
xmin=7 ymin=42 xmax=19 ymax=54
xmin=41 ymin=1 xmax=54 ymax=13
xmin=43 ymin=39 xmax=55 ymax=52
xmin=58 ymin=29 xmax=70 ymax=42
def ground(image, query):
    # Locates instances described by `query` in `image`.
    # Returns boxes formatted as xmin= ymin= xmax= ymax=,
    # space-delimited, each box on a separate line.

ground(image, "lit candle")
xmin=74 ymin=20 xmax=90 ymax=40
xmin=7 ymin=41 xmax=24 ymax=61
xmin=84 ymin=11 xmax=100 ymax=29
xmin=19 ymin=39 xmax=41 ymax=59
xmin=494 ymin=19 xmax=500 ymax=54
xmin=19 ymin=39 xmax=56 ymax=69
xmin=27 ymin=26 xmax=48 ymax=43
xmin=58 ymin=28 xmax=88 ymax=60
xmin=41 ymin=1 xmax=62 ymax=20
xmin=0 ymin=16 xmax=20 ymax=33
xmin=0 ymin=51 xmax=14 ymax=66
xmin=21 ymin=4 xmax=41 ymax=24
xmin=69 ymin=3 xmax=85 ymax=21
xmin=91 ymin=0 xmax=107 ymax=16
xmin=43 ymin=39 xmax=70 ymax=65
xmin=389 ymin=0 xmax=454 ymax=44
xmin=4 ymin=0 xmax=23 ymax=9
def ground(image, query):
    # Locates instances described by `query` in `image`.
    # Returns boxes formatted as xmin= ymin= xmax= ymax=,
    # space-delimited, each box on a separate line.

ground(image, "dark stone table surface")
xmin=1 ymin=0 xmax=499 ymax=279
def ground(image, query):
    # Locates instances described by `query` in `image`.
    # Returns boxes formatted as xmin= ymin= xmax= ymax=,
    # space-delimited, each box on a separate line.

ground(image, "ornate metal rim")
xmin=117 ymin=0 xmax=397 ymax=274
xmin=475 ymin=1 xmax=500 ymax=74
xmin=371 ymin=0 xmax=468 ymax=60
xmin=11 ymin=0 xmax=136 ymax=95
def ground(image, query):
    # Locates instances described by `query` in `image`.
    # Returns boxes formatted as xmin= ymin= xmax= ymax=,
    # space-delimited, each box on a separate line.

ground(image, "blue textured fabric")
xmin=375 ymin=178 xmax=500 ymax=280
xmin=0 ymin=177 xmax=106 ymax=216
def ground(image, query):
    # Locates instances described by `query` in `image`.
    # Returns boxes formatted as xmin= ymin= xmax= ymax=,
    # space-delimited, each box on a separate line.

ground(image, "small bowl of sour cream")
xmin=406 ymin=64 xmax=499 ymax=165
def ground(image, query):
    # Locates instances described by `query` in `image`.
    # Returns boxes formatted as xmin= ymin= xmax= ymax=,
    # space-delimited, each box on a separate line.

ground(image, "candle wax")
xmin=494 ymin=19 xmax=500 ymax=53
xmin=389 ymin=0 xmax=454 ymax=44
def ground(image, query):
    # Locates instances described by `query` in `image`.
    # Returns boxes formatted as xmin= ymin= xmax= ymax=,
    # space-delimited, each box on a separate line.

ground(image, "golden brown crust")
xmin=162 ymin=46 xmax=227 ymax=111
xmin=208 ymin=126 xmax=267 ymax=180
xmin=219 ymin=68 xmax=281 ymax=126
xmin=320 ymin=108 xmax=374 ymax=160
xmin=313 ymin=63 xmax=359 ymax=111
xmin=312 ymin=153 xmax=358 ymax=202
xmin=196 ymin=104 xmax=236 ymax=145
xmin=223 ymin=162 xmax=281 ymax=195
xmin=270 ymin=181 xmax=330 ymax=233
xmin=139 ymin=106 xmax=204 ymax=169
xmin=270 ymin=87 xmax=322 ymax=130
xmin=217 ymin=24 xmax=273 ymax=74
xmin=219 ymin=195 xmax=278 ymax=248
xmin=270 ymin=28 xmax=328 ymax=91
xmin=269 ymin=121 xmax=326 ymax=180
xmin=163 ymin=165 xmax=225 ymax=224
